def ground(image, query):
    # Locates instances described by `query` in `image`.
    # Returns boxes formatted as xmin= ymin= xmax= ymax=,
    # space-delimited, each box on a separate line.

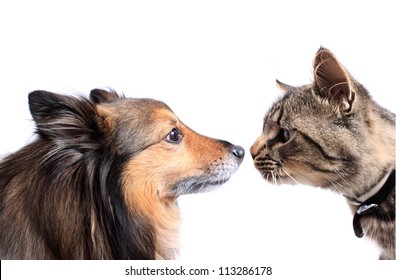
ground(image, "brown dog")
xmin=0 ymin=89 xmax=244 ymax=259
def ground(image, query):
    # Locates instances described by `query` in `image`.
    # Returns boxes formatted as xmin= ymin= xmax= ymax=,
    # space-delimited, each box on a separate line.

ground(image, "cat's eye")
xmin=280 ymin=128 xmax=294 ymax=143
xmin=165 ymin=128 xmax=183 ymax=144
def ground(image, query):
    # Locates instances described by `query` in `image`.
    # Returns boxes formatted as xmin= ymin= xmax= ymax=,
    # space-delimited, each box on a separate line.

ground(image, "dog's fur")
xmin=0 ymin=89 xmax=244 ymax=259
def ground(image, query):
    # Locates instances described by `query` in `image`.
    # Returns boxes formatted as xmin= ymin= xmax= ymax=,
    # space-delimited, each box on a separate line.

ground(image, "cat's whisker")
xmin=275 ymin=171 xmax=281 ymax=186
xmin=329 ymin=164 xmax=352 ymax=187
xmin=271 ymin=171 xmax=276 ymax=185
xmin=327 ymin=165 xmax=355 ymax=197
xmin=327 ymin=178 xmax=344 ymax=196
xmin=277 ymin=171 xmax=284 ymax=185
xmin=281 ymin=168 xmax=300 ymax=185
xmin=331 ymin=179 xmax=353 ymax=197
xmin=263 ymin=172 xmax=269 ymax=182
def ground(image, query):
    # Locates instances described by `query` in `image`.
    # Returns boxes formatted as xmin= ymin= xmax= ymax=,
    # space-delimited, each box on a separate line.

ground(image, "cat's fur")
xmin=250 ymin=47 xmax=395 ymax=259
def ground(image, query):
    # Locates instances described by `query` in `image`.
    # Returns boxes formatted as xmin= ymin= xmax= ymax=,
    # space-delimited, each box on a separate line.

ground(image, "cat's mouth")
xmin=254 ymin=156 xmax=329 ymax=187
xmin=253 ymin=156 xmax=284 ymax=183
xmin=253 ymin=156 xmax=301 ymax=185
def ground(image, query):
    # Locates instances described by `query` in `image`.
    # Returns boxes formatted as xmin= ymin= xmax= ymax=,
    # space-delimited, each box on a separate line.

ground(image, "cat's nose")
xmin=250 ymin=134 xmax=266 ymax=159
xmin=232 ymin=145 xmax=245 ymax=160
xmin=250 ymin=144 xmax=259 ymax=159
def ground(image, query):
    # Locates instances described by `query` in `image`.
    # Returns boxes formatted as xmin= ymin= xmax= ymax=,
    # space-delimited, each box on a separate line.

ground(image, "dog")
xmin=0 ymin=89 xmax=244 ymax=259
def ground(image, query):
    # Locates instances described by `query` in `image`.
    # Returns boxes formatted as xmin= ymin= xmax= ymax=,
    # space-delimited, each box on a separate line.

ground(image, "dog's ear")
xmin=90 ymin=88 xmax=121 ymax=104
xmin=29 ymin=90 xmax=101 ymax=142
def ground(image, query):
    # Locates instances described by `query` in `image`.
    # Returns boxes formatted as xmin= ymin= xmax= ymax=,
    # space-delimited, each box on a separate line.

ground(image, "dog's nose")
xmin=232 ymin=145 xmax=245 ymax=160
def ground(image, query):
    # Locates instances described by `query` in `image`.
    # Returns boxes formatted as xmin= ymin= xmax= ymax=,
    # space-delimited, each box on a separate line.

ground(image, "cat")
xmin=250 ymin=47 xmax=395 ymax=260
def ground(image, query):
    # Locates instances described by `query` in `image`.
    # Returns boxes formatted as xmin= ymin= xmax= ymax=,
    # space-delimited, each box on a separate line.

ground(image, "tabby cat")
xmin=250 ymin=47 xmax=395 ymax=259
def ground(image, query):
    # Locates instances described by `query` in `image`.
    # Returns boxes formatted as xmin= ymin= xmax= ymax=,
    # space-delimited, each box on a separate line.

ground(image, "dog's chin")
xmin=169 ymin=176 xmax=231 ymax=197
xmin=168 ymin=158 xmax=242 ymax=197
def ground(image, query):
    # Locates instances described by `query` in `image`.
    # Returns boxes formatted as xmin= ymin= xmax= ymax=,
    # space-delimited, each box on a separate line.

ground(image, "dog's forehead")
xmin=120 ymin=97 xmax=171 ymax=112
xmin=104 ymin=98 xmax=172 ymax=119
xmin=154 ymin=107 xmax=178 ymax=124
xmin=97 ymin=98 xmax=180 ymax=153
xmin=125 ymin=98 xmax=181 ymax=129
xmin=129 ymin=98 xmax=178 ymax=125
xmin=97 ymin=97 xmax=179 ymax=137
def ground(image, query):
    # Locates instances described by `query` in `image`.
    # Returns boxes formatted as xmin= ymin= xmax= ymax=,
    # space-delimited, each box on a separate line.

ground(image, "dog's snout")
xmin=219 ymin=140 xmax=244 ymax=161
xmin=231 ymin=145 xmax=245 ymax=160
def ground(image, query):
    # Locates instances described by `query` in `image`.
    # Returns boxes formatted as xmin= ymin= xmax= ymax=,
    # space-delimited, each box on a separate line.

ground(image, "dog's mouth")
xmin=169 ymin=156 xmax=243 ymax=197
xmin=169 ymin=176 xmax=229 ymax=197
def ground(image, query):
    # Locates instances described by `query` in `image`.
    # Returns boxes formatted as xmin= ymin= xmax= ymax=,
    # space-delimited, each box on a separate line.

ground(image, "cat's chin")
xmin=276 ymin=176 xmax=299 ymax=185
xmin=263 ymin=172 xmax=324 ymax=188
xmin=260 ymin=172 xmax=298 ymax=186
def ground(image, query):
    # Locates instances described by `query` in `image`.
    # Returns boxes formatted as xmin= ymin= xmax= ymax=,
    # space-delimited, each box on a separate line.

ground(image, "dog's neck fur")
xmin=153 ymin=198 xmax=181 ymax=260
xmin=122 ymin=171 xmax=181 ymax=260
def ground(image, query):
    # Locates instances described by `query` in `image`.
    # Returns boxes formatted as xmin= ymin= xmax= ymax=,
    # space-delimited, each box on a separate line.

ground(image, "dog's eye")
xmin=165 ymin=128 xmax=183 ymax=144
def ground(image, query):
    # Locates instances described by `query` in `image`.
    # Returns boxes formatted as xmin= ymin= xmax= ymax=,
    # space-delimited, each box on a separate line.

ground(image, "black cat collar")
xmin=352 ymin=169 xmax=395 ymax=238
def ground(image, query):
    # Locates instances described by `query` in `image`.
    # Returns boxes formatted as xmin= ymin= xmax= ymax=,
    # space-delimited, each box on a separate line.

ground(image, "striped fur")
xmin=251 ymin=47 xmax=395 ymax=259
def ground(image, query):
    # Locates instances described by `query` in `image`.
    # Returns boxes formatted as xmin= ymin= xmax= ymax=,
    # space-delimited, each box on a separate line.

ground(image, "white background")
xmin=0 ymin=0 xmax=395 ymax=276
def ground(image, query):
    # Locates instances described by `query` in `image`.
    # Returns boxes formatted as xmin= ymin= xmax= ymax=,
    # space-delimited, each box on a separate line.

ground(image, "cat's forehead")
xmin=267 ymin=91 xmax=303 ymax=118
xmin=267 ymin=103 xmax=282 ymax=122
xmin=266 ymin=86 xmax=321 ymax=124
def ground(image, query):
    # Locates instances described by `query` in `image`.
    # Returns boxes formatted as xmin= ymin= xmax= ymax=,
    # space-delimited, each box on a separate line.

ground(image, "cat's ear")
xmin=276 ymin=79 xmax=297 ymax=94
xmin=313 ymin=47 xmax=355 ymax=113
